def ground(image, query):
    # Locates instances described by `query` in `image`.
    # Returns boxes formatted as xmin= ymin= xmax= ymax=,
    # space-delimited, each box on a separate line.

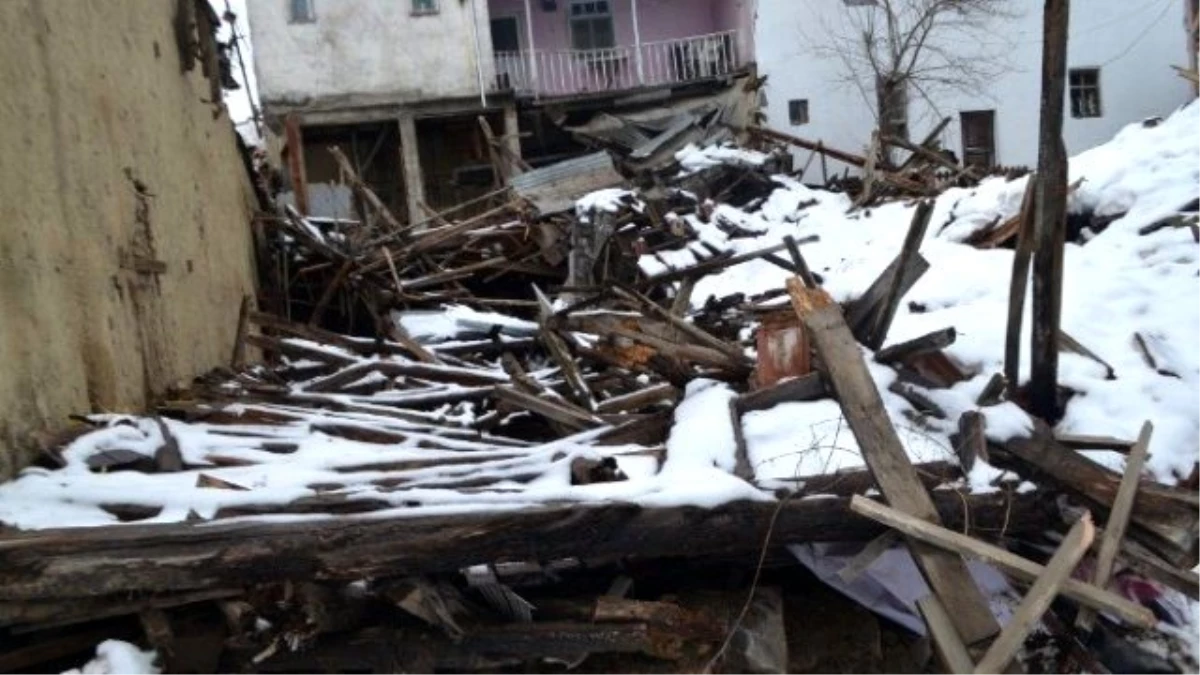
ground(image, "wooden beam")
xmin=874 ymin=327 xmax=956 ymax=365
xmin=974 ymin=514 xmax=1095 ymax=674
xmin=786 ymin=278 xmax=1001 ymax=648
xmin=916 ymin=594 xmax=974 ymax=674
xmin=0 ymin=491 xmax=1055 ymax=610
xmin=1075 ymin=421 xmax=1151 ymax=633
xmin=848 ymin=495 xmax=1155 ymax=628
xmin=866 ymin=201 xmax=934 ymax=349
xmin=1003 ymin=176 xmax=1037 ymax=392
xmin=845 ymin=254 xmax=930 ymax=343
xmin=1029 ymin=0 xmax=1072 ymax=419
xmin=735 ymin=373 xmax=827 ymax=414
xmin=283 ymin=113 xmax=309 ymax=216
xmin=1004 ymin=426 xmax=1198 ymax=568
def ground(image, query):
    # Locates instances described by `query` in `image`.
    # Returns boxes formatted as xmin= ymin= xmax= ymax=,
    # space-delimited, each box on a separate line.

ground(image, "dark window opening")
xmin=788 ymin=99 xmax=810 ymax=125
xmin=1069 ymin=68 xmax=1102 ymax=118
xmin=289 ymin=0 xmax=315 ymax=23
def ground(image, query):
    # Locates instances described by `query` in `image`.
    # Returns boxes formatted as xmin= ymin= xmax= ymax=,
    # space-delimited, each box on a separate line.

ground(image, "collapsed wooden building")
xmin=1 ymin=116 xmax=1198 ymax=674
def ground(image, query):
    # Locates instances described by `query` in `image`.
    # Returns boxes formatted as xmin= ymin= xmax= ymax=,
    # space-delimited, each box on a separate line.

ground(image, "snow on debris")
xmin=659 ymin=101 xmax=1199 ymax=486
xmin=0 ymin=103 xmax=1196 ymax=531
xmin=675 ymin=142 xmax=769 ymax=174
xmin=62 ymin=640 xmax=160 ymax=675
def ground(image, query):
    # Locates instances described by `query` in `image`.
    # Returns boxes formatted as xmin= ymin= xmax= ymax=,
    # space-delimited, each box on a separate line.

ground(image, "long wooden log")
xmin=787 ymin=279 xmax=1001 ymax=648
xmin=0 ymin=491 xmax=1055 ymax=610
xmin=874 ymin=327 xmax=956 ymax=365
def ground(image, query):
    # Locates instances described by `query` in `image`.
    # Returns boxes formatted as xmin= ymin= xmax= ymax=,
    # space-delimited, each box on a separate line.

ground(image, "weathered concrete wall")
xmin=246 ymin=0 xmax=494 ymax=112
xmin=0 ymin=0 xmax=259 ymax=479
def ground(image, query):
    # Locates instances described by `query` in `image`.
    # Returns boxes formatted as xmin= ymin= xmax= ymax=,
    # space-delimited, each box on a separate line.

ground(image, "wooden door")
xmin=960 ymin=110 xmax=996 ymax=169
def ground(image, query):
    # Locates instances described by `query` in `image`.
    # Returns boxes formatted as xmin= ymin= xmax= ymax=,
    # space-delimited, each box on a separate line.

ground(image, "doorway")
xmin=960 ymin=110 xmax=996 ymax=169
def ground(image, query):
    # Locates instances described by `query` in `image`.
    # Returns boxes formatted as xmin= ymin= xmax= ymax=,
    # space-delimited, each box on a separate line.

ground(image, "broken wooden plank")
xmin=975 ymin=372 xmax=1007 ymax=407
xmin=874 ymin=327 xmax=956 ymax=365
xmin=494 ymin=385 xmax=604 ymax=431
xmin=1075 ymin=421 xmax=1151 ymax=634
xmin=865 ymin=200 xmax=934 ymax=350
xmin=845 ymin=255 xmax=930 ymax=342
xmin=736 ymin=373 xmax=826 ymax=414
xmin=1054 ymin=433 xmax=1134 ymax=453
xmin=1059 ymin=329 xmax=1116 ymax=379
xmin=974 ymin=513 xmax=1095 ymax=674
xmin=611 ymin=286 xmax=747 ymax=365
xmin=637 ymin=237 xmax=818 ymax=289
xmin=329 ymin=146 xmax=402 ymax=232
xmin=916 ymin=594 xmax=974 ymax=675
xmin=848 ymin=495 xmax=1155 ymax=628
xmin=595 ymin=383 xmax=679 ymax=414
xmin=786 ymin=277 xmax=1001 ymax=648
xmin=1004 ymin=425 xmax=1198 ymax=568
xmin=1003 ymin=176 xmax=1038 ymax=392
xmin=1133 ymin=331 xmax=1181 ymax=378
xmin=783 ymin=235 xmax=818 ymax=288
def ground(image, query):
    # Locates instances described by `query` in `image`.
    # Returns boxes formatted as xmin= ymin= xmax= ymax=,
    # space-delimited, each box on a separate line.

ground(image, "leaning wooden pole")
xmin=1029 ymin=0 xmax=1071 ymax=419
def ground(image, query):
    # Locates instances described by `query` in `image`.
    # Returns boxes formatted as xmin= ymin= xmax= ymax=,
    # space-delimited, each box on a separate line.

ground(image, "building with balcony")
xmin=246 ymin=0 xmax=758 ymax=224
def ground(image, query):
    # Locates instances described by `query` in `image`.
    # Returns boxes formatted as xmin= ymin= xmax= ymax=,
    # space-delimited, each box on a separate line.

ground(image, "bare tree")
xmin=805 ymin=0 xmax=1021 ymax=144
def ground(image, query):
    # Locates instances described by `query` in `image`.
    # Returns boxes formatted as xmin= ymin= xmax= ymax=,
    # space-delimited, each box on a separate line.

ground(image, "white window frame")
xmin=568 ymin=0 xmax=615 ymax=51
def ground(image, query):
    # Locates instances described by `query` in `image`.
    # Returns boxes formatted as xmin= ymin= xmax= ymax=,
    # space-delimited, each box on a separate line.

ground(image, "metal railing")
xmin=494 ymin=30 xmax=740 ymax=99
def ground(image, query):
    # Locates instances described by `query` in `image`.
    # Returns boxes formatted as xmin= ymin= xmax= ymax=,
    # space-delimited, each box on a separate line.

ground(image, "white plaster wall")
xmin=757 ymin=0 xmax=1193 ymax=175
xmin=246 ymin=0 xmax=494 ymax=108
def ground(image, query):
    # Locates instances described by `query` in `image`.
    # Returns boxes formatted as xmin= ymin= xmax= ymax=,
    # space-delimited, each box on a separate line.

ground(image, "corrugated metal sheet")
xmin=510 ymin=151 xmax=624 ymax=215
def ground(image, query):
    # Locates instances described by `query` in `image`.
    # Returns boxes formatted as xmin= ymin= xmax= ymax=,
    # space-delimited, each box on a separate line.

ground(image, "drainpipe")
xmin=469 ymin=0 xmax=488 ymax=107
xmin=522 ymin=0 xmax=538 ymax=97
xmin=631 ymin=0 xmax=644 ymax=85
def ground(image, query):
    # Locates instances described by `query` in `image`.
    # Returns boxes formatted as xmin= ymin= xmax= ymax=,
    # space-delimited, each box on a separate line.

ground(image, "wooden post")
xmin=283 ymin=113 xmax=309 ymax=216
xmin=1075 ymin=421 xmax=1152 ymax=633
xmin=1029 ymin=0 xmax=1071 ymax=419
xmin=1003 ymin=177 xmax=1037 ymax=392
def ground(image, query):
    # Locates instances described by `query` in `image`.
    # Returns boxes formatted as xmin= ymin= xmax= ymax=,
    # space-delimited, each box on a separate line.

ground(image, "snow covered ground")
xmin=663 ymin=102 xmax=1200 ymax=491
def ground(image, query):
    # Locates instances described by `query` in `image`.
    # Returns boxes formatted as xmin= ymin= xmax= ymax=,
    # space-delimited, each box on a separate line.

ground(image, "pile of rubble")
xmin=2 ymin=105 xmax=1198 ymax=674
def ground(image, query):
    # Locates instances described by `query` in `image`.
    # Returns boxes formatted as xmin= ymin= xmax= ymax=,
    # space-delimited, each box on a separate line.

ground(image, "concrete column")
xmin=522 ymin=0 xmax=538 ymax=93
xmin=398 ymin=113 xmax=426 ymax=227
xmin=502 ymin=103 xmax=522 ymax=163
xmin=631 ymin=0 xmax=645 ymax=85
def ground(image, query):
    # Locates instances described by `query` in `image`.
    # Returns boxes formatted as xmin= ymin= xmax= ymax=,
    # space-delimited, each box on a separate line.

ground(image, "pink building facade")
xmin=487 ymin=0 xmax=756 ymax=98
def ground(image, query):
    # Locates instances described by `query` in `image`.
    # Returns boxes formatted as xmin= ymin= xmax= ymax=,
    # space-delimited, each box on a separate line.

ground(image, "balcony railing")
xmin=494 ymin=30 xmax=740 ymax=99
